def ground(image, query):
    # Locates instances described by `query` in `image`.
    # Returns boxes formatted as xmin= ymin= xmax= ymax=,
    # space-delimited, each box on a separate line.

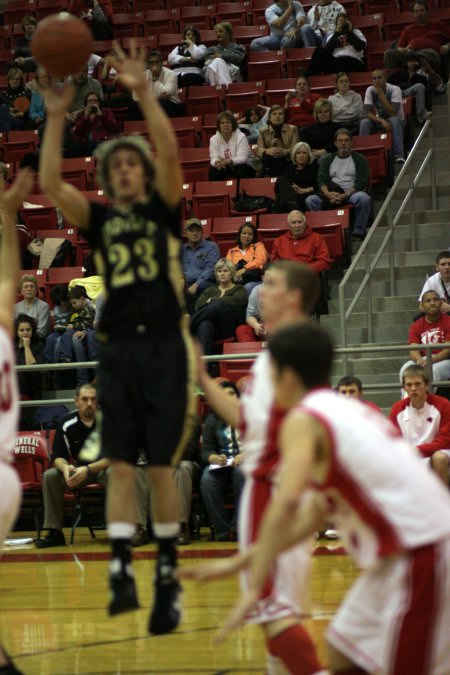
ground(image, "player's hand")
xmin=109 ymin=40 xmax=148 ymax=94
xmin=177 ymin=554 xmax=247 ymax=582
xmin=214 ymin=587 xmax=260 ymax=644
xmin=44 ymin=82 xmax=75 ymax=117
xmin=0 ymin=168 xmax=33 ymax=213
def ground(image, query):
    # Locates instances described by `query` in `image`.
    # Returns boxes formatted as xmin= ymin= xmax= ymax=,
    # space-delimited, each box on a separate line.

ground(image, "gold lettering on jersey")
xmin=102 ymin=215 xmax=158 ymax=248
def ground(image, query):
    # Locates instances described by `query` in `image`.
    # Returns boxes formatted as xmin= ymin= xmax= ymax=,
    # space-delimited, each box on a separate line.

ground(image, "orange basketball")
xmin=31 ymin=13 xmax=94 ymax=78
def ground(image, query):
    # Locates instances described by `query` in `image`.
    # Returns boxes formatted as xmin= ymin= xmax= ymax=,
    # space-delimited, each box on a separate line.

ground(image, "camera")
xmin=177 ymin=43 xmax=187 ymax=56
xmin=340 ymin=22 xmax=349 ymax=33
xmin=90 ymin=105 xmax=99 ymax=114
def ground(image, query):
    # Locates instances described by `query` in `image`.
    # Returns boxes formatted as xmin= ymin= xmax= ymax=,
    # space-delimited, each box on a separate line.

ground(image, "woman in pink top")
xmin=226 ymin=223 xmax=269 ymax=293
xmin=284 ymin=74 xmax=321 ymax=129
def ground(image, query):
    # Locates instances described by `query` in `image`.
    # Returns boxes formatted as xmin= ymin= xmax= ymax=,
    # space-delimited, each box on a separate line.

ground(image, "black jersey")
xmin=52 ymin=411 xmax=96 ymax=465
xmin=85 ymin=193 xmax=184 ymax=340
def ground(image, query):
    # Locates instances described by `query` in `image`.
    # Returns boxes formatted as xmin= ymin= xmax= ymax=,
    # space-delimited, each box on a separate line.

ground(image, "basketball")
xmin=31 ymin=13 xmax=94 ymax=78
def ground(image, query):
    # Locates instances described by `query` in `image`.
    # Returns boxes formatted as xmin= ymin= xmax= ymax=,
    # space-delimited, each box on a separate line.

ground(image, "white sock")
xmin=153 ymin=522 xmax=179 ymax=538
xmin=108 ymin=522 xmax=136 ymax=540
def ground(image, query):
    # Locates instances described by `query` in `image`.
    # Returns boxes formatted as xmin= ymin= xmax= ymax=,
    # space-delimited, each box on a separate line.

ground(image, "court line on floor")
xmin=2 ymin=545 xmax=346 ymax=563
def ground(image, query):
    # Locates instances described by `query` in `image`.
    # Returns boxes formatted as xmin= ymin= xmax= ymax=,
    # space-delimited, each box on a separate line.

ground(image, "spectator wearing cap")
xmin=182 ymin=218 xmax=221 ymax=314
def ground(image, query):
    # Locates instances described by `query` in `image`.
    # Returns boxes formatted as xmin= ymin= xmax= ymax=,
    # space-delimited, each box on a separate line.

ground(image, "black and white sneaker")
xmin=148 ymin=575 xmax=182 ymax=635
xmin=108 ymin=562 xmax=140 ymax=617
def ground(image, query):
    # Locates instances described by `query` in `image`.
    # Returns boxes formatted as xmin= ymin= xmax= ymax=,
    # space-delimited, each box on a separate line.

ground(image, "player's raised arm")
xmin=109 ymin=41 xmax=183 ymax=209
xmin=195 ymin=343 xmax=240 ymax=428
xmin=39 ymin=83 xmax=90 ymax=230
xmin=0 ymin=169 xmax=33 ymax=334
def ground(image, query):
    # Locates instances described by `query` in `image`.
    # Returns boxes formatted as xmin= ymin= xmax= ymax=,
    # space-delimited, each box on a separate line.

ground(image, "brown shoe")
xmin=177 ymin=523 xmax=191 ymax=546
xmin=132 ymin=525 xmax=150 ymax=547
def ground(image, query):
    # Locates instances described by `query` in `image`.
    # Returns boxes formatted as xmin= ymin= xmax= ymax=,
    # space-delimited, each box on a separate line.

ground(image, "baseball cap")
xmin=185 ymin=218 xmax=204 ymax=230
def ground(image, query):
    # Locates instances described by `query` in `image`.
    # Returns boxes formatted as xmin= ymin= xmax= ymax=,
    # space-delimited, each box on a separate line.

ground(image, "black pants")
xmin=275 ymin=175 xmax=310 ymax=212
xmin=190 ymin=302 xmax=241 ymax=355
xmin=261 ymin=155 xmax=290 ymax=178
xmin=208 ymin=163 xmax=255 ymax=181
xmin=308 ymin=48 xmax=366 ymax=75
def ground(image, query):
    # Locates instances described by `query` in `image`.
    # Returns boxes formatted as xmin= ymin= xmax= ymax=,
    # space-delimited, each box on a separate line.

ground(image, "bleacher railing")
xmin=338 ymin=118 xmax=438 ymax=372
xmin=16 ymin=341 xmax=450 ymax=408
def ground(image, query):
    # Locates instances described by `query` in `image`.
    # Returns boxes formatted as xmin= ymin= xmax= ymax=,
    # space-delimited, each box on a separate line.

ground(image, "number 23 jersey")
xmin=85 ymin=194 xmax=184 ymax=340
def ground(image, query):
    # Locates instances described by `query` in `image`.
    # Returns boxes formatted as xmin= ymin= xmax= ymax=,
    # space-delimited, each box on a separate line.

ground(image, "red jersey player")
xmin=0 ymin=169 xmax=33 ymax=675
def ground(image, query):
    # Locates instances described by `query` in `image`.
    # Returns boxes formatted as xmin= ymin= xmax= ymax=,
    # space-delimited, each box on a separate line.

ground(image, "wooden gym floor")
xmin=1 ymin=530 xmax=358 ymax=674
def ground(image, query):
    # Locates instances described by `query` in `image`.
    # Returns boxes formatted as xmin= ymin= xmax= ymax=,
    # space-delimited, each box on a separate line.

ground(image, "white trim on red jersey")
xmin=300 ymin=389 xmax=450 ymax=569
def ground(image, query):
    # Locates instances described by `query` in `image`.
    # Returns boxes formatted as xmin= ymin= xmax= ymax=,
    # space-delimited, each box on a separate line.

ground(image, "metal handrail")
xmin=17 ymin=342 xmax=449 ymax=406
xmin=338 ymin=119 xmax=437 ymax=372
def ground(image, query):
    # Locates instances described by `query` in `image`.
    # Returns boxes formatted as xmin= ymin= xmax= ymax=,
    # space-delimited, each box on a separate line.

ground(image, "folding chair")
xmin=69 ymin=483 xmax=106 ymax=544
xmin=13 ymin=431 xmax=50 ymax=539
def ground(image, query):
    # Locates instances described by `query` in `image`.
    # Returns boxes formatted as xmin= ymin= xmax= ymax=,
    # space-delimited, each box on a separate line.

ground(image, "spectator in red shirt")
xmin=270 ymin=209 xmax=331 ymax=273
xmin=284 ymin=74 xmax=322 ymax=129
xmin=384 ymin=0 xmax=450 ymax=94
xmin=389 ymin=364 xmax=450 ymax=485
xmin=399 ymin=289 xmax=450 ymax=388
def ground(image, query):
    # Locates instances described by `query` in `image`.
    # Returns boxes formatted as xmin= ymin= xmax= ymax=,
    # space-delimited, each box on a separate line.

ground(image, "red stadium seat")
xmin=265 ymin=78 xmax=296 ymax=106
xmin=215 ymin=2 xmax=251 ymax=26
xmin=179 ymin=147 xmax=211 ymax=182
xmin=230 ymin=177 xmax=277 ymax=216
xmin=143 ymin=8 xmax=180 ymax=34
xmin=352 ymin=14 xmax=384 ymax=42
xmin=112 ymin=13 xmax=144 ymax=38
xmin=285 ymin=48 xmax=315 ymax=78
xmin=233 ymin=24 xmax=269 ymax=46
xmin=179 ymin=5 xmax=215 ymax=31
xmin=3 ymin=130 xmax=39 ymax=164
xmin=383 ymin=11 xmax=414 ymax=40
xmin=225 ymin=81 xmax=266 ymax=113
xmin=247 ymin=53 xmax=285 ymax=81
xmin=20 ymin=196 xmax=59 ymax=231
xmin=219 ymin=341 xmax=263 ymax=381
xmin=4 ymin=0 xmax=37 ymax=25
xmin=45 ymin=267 xmax=85 ymax=304
xmin=185 ymin=85 xmax=226 ymax=116
xmin=211 ymin=213 xmax=256 ymax=254
xmin=192 ymin=179 xmax=238 ymax=219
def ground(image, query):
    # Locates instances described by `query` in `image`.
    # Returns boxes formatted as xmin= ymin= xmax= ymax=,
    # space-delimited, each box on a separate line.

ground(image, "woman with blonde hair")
xmin=299 ymin=98 xmax=339 ymax=159
xmin=190 ymin=259 xmax=248 ymax=358
xmin=204 ymin=22 xmax=246 ymax=85
xmin=275 ymin=141 xmax=319 ymax=212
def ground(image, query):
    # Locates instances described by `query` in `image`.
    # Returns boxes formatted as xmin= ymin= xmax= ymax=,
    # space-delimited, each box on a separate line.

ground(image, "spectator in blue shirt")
xmin=182 ymin=218 xmax=220 ymax=314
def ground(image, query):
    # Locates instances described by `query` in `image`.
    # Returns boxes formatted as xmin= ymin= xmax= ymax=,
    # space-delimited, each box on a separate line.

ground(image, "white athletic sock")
xmin=108 ymin=522 xmax=136 ymax=540
xmin=153 ymin=522 xmax=179 ymax=538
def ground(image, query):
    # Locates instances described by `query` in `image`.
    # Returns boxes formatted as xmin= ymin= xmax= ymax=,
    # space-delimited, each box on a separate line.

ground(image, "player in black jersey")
xmin=39 ymin=43 xmax=196 ymax=635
